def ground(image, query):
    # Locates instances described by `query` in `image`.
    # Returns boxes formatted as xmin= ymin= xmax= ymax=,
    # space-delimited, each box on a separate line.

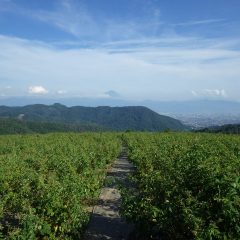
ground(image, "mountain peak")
xmin=52 ymin=103 xmax=66 ymax=108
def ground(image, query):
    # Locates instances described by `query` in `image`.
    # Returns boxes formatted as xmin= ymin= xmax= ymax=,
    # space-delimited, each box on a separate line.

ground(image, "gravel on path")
xmin=84 ymin=147 xmax=135 ymax=240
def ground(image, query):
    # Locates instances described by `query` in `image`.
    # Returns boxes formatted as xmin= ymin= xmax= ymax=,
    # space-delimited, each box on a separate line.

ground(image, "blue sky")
xmin=0 ymin=0 xmax=240 ymax=101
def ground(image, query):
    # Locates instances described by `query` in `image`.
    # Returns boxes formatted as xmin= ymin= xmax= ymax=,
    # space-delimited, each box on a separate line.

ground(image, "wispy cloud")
xmin=57 ymin=90 xmax=67 ymax=95
xmin=32 ymin=0 xmax=99 ymax=38
xmin=0 ymin=0 xmax=162 ymax=41
xmin=0 ymin=0 xmax=235 ymax=47
xmin=0 ymin=34 xmax=240 ymax=100
xmin=191 ymin=89 xmax=227 ymax=98
xmin=172 ymin=19 xmax=225 ymax=27
xmin=0 ymin=0 xmax=99 ymax=38
xmin=0 ymin=1 xmax=239 ymax=101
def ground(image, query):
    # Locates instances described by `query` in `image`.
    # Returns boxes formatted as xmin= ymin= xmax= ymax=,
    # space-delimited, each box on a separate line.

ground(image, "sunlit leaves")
xmin=0 ymin=133 xmax=121 ymax=239
xmin=121 ymin=133 xmax=240 ymax=240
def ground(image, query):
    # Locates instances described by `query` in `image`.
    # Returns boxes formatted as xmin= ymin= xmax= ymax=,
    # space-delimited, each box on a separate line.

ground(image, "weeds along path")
xmin=84 ymin=146 xmax=135 ymax=240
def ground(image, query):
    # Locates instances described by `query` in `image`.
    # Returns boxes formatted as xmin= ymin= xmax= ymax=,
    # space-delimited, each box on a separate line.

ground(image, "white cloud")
xmin=28 ymin=86 xmax=48 ymax=95
xmin=204 ymin=89 xmax=227 ymax=97
xmin=0 ymin=1 xmax=239 ymax=101
xmin=191 ymin=90 xmax=198 ymax=96
xmin=0 ymin=34 xmax=240 ymax=100
xmin=57 ymin=90 xmax=67 ymax=94
xmin=191 ymin=89 xmax=227 ymax=98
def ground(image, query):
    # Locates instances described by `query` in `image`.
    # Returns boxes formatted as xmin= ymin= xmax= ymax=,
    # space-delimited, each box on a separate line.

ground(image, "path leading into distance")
xmin=84 ymin=146 xmax=135 ymax=240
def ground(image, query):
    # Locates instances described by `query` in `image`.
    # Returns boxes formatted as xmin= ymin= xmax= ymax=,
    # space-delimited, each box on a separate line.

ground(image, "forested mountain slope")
xmin=0 ymin=104 xmax=186 ymax=131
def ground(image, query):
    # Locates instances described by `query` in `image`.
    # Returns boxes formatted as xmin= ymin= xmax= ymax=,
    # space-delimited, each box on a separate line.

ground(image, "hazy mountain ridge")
xmin=0 ymin=104 xmax=186 ymax=132
xmin=197 ymin=124 xmax=240 ymax=134
xmin=1 ymin=98 xmax=240 ymax=115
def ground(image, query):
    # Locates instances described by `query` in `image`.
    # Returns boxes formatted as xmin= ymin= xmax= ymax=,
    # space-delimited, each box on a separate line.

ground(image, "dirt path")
xmin=84 ymin=146 xmax=135 ymax=240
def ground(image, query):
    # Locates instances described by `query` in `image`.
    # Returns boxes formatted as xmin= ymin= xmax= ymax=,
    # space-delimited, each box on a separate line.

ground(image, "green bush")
xmin=121 ymin=133 xmax=240 ymax=240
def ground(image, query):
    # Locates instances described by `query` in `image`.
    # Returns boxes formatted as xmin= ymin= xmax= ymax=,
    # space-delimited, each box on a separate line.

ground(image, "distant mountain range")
xmin=2 ymin=98 xmax=240 ymax=129
xmin=1 ymin=97 xmax=240 ymax=115
xmin=0 ymin=104 xmax=186 ymax=132
xmin=197 ymin=124 xmax=240 ymax=134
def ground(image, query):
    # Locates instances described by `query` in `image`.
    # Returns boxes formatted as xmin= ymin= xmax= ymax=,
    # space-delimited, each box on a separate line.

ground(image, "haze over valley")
xmin=0 ymin=0 xmax=240 ymax=129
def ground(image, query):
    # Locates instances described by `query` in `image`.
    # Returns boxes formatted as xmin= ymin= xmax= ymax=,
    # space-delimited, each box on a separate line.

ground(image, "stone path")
xmin=84 ymin=147 xmax=135 ymax=240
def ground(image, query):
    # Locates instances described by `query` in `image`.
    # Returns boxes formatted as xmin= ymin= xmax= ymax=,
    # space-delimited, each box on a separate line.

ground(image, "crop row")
xmin=121 ymin=133 xmax=240 ymax=240
xmin=0 ymin=133 xmax=121 ymax=239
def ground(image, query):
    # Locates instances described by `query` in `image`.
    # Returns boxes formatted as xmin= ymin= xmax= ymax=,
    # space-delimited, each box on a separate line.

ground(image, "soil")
xmin=84 ymin=147 xmax=135 ymax=240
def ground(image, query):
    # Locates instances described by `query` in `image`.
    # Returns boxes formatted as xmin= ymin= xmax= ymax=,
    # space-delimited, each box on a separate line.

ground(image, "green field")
xmin=0 ymin=132 xmax=240 ymax=239
xmin=121 ymin=133 xmax=240 ymax=240
xmin=0 ymin=133 xmax=121 ymax=239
